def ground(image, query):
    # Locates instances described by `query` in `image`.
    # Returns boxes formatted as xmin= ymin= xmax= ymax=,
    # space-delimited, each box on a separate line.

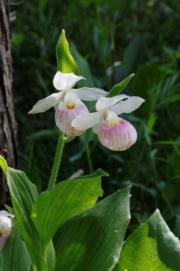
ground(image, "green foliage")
xmin=7 ymin=1 xmax=180 ymax=269
xmin=114 ymin=210 xmax=180 ymax=271
xmin=71 ymin=44 xmax=94 ymax=87
xmin=0 ymin=227 xmax=31 ymax=271
xmin=109 ymin=73 xmax=135 ymax=97
xmin=1 ymin=156 xmax=114 ymax=271
xmin=0 ymin=156 xmax=40 ymax=266
xmin=32 ymin=170 xmax=104 ymax=245
xmin=12 ymin=2 xmax=180 ymax=230
xmin=0 ymin=156 xmax=179 ymax=271
xmin=13 ymin=1 xmax=180 ymax=189
xmin=54 ymin=186 xmax=131 ymax=271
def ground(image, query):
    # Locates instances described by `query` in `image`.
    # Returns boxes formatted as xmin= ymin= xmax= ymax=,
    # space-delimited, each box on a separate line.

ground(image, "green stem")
xmin=40 ymin=246 xmax=48 ymax=271
xmin=48 ymin=132 xmax=65 ymax=190
xmin=32 ymin=265 xmax=38 ymax=271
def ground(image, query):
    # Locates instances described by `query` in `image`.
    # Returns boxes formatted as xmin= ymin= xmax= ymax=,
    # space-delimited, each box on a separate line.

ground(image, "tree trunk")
xmin=0 ymin=0 xmax=17 ymax=205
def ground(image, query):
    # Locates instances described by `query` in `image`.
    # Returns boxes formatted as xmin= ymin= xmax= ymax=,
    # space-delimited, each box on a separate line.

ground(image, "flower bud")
xmin=97 ymin=112 xmax=137 ymax=151
xmin=0 ymin=211 xmax=13 ymax=250
xmin=55 ymin=93 xmax=89 ymax=136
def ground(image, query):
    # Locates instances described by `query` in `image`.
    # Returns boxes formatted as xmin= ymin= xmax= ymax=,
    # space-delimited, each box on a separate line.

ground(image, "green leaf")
xmin=71 ymin=43 xmax=94 ymax=87
xmin=76 ymin=168 xmax=108 ymax=179
xmin=54 ymin=186 xmax=131 ymax=271
xmin=159 ymin=94 xmax=180 ymax=107
xmin=56 ymin=29 xmax=78 ymax=73
xmin=155 ymin=140 xmax=180 ymax=146
xmin=109 ymin=73 xmax=135 ymax=97
xmin=114 ymin=209 xmax=180 ymax=271
xmin=122 ymin=34 xmax=144 ymax=74
xmin=32 ymin=170 xmax=105 ymax=245
xmin=0 ymin=155 xmax=40 ymax=266
xmin=0 ymin=227 xmax=31 ymax=271
xmin=174 ymin=215 xmax=180 ymax=239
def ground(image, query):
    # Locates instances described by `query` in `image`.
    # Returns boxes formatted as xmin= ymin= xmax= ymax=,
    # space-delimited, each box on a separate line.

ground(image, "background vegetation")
xmin=11 ymin=0 xmax=180 ymax=233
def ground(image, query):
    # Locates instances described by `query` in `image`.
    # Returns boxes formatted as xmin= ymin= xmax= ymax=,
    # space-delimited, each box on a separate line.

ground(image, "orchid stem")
xmin=32 ymin=265 xmax=38 ymax=271
xmin=48 ymin=132 xmax=65 ymax=190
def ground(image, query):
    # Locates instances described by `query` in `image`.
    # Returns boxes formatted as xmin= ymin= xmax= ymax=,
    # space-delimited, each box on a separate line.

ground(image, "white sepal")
xmin=28 ymin=92 xmax=63 ymax=114
xmin=53 ymin=71 xmax=85 ymax=91
xmin=96 ymin=95 xmax=128 ymax=111
xmin=111 ymin=96 xmax=145 ymax=115
xmin=73 ymin=87 xmax=108 ymax=101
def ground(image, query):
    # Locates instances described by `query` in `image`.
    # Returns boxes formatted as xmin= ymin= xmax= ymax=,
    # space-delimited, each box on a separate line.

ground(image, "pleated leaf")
xmin=114 ymin=209 xmax=180 ymax=271
xmin=32 ymin=170 xmax=105 ymax=245
xmin=0 ymin=227 xmax=31 ymax=271
xmin=0 ymin=156 xmax=40 ymax=267
xmin=54 ymin=186 xmax=131 ymax=271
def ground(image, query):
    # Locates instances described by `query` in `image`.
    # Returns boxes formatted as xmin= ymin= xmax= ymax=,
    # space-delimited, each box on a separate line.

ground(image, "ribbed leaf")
xmin=0 ymin=156 xmax=40 ymax=267
xmin=114 ymin=209 xmax=180 ymax=271
xmin=109 ymin=73 xmax=135 ymax=97
xmin=56 ymin=29 xmax=77 ymax=73
xmin=54 ymin=186 xmax=131 ymax=271
xmin=0 ymin=227 xmax=31 ymax=271
xmin=32 ymin=170 xmax=106 ymax=245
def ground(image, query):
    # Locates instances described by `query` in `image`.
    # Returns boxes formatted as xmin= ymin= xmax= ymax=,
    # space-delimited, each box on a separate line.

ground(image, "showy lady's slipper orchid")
xmin=55 ymin=92 xmax=89 ymax=136
xmin=72 ymin=95 xmax=145 ymax=151
xmin=0 ymin=210 xmax=14 ymax=250
xmin=29 ymin=71 xmax=107 ymax=136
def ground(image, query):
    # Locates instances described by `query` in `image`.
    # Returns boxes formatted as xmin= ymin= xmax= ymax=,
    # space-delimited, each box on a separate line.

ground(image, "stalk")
xmin=48 ymin=132 xmax=65 ymax=190
xmin=32 ymin=265 xmax=38 ymax=271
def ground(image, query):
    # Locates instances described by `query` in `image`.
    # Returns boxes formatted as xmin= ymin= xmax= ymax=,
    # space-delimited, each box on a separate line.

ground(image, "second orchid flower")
xmin=72 ymin=95 xmax=145 ymax=151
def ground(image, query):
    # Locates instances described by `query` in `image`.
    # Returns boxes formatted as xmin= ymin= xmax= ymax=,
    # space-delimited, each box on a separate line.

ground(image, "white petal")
xmin=64 ymin=92 xmax=79 ymax=104
xmin=73 ymin=87 xmax=108 ymax=101
xmin=92 ymin=125 xmax=99 ymax=134
xmin=28 ymin=92 xmax=63 ymax=114
xmin=96 ymin=95 xmax=128 ymax=111
xmin=106 ymin=111 xmax=119 ymax=124
xmin=72 ymin=112 xmax=101 ymax=130
xmin=53 ymin=71 xmax=85 ymax=91
xmin=111 ymin=96 xmax=145 ymax=115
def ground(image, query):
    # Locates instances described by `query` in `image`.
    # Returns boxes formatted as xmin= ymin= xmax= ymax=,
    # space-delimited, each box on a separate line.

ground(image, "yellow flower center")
xmin=107 ymin=118 xmax=119 ymax=128
xmin=66 ymin=101 xmax=76 ymax=109
xmin=105 ymin=111 xmax=119 ymax=128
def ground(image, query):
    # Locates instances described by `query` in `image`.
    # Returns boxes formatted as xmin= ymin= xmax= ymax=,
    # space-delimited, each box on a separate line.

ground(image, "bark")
xmin=0 ymin=0 xmax=17 ymax=205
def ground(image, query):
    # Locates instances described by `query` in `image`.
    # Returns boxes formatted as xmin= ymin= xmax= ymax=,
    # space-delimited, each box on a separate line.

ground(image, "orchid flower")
xmin=29 ymin=71 xmax=107 ymax=136
xmin=0 ymin=210 xmax=14 ymax=250
xmin=72 ymin=95 xmax=145 ymax=151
